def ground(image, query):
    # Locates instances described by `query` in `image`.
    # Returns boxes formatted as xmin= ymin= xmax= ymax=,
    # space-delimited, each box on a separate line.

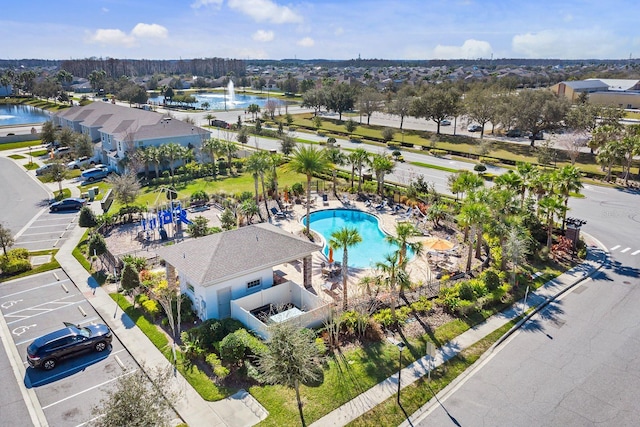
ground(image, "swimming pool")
xmin=304 ymin=209 xmax=412 ymax=269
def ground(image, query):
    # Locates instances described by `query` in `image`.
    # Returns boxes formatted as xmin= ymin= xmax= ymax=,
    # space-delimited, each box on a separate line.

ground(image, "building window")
xmin=187 ymin=283 xmax=194 ymax=293
xmin=247 ymin=279 xmax=261 ymax=289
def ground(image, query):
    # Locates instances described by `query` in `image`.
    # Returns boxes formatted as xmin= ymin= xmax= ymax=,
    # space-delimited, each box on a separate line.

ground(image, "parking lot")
xmin=0 ymin=269 xmax=138 ymax=427
xmin=14 ymin=209 xmax=80 ymax=253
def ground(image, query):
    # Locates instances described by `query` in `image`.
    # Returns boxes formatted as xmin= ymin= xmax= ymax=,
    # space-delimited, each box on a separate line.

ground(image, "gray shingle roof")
xmin=156 ymin=223 xmax=321 ymax=286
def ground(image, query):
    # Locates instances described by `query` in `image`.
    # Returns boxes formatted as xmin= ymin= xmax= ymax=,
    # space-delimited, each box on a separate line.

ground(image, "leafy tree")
xmin=73 ymin=133 xmax=94 ymax=158
xmin=257 ymin=322 xmax=323 ymax=427
xmin=247 ymin=103 xmax=261 ymax=120
xmin=187 ymin=216 xmax=211 ymax=237
xmin=388 ymin=86 xmax=414 ymax=130
xmin=44 ymin=162 xmax=68 ymax=196
xmin=0 ymin=223 xmax=14 ymax=258
xmin=301 ymin=88 xmax=325 ymax=116
xmin=78 ymin=206 xmax=98 ymax=228
xmin=280 ymin=133 xmax=297 ymax=156
xmin=344 ymin=119 xmax=358 ymax=137
xmin=381 ymin=127 xmax=395 ymax=143
xmin=91 ymin=366 xmax=178 ymax=427
xmin=312 ymin=115 xmax=323 ymax=131
xmin=512 ymin=89 xmax=570 ymax=147
xmin=357 ymin=87 xmax=384 ymax=125
xmin=120 ymin=262 xmax=141 ymax=296
xmin=40 ymin=120 xmax=57 ymax=145
xmin=237 ymin=126 xmax=250 ymax=145
xmin=329 ymin=227 xmax=363 ymax=310
xmin=219 ymin=332 xmax=246 ymax=365
xmin=288 ymin=146 xmax=329 ymax=235
xmin=106 ymin=172 xmax=140 ymax=207
xmin=325 ymin=83 xmax=357 ymax=121
xmin=220 ymin=208 xmax=236 ymax=230
xmin=88 ymin=232 xmax=107 ymax=257
xmin=412 ymin=85 xmax=462 ymax=135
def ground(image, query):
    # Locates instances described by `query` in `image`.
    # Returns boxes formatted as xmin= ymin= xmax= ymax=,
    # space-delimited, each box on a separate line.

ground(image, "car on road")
xmin=67 ymin=156 xmax=94 ymax=169
xmin=35 ymin=163 xmax=56 ymax=176
xmin=81 ymin=165 xmax=110 ymax=182
xmin=27 ymin=322 xmax=113 ymax=370
xmin=211 ymin=119 xmax=230 ymax=129
xmin=441 ymin=119 xmax=451 ymax=126
xmin=467 ymin=124 xmax=483 ymax=132
xmin=49 ymin=197 xmax=86 ymax=212
xmin=506 ymin=129 xmax=522 ymax=137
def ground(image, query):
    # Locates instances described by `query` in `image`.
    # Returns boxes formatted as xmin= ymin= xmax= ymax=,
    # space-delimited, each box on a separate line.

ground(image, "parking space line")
xmin=18 ymin=231 xmax=68 ymax=237
xmin=40 ymin=369 xmax=137 ymax=409
xmin=0 ymin=279 xmax=72 ymax=299
xmin=14 ymin=237 xmax=60 ymax=245
xmin=7 ymin=299 xmax=86 ymax=325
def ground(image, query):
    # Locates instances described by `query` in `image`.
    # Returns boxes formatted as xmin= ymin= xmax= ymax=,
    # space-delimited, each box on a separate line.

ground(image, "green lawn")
xmin=0 ymin=249 xmax=61 ymax=283
xmin=8 ymin=154 xmax=25 ymax=159
xmin=0 ymin=140 xmax=43 ymax=151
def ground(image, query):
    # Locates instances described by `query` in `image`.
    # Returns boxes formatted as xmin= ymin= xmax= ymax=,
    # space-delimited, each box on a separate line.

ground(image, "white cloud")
xmin=297 ymin=37 xmax=314 ymax=47
xmin=433 ymin=39 xmax=492 ymax=59
xmin=334 ymin=27 xmax=344 ymax=36
xmin=512 ymin=28 xmax=624 ymax=59
xmin=131 ymin=23 xmax=168 ymax=39
xmin=228 ymin=0 xmax=303 ymax=24
xmin=190 ymin=0 xmax=223 ymax=9
xmin=87 ymin=29 xmax=135 ymax=47
xmin=252 ymin=29 xmax=274 ymax=42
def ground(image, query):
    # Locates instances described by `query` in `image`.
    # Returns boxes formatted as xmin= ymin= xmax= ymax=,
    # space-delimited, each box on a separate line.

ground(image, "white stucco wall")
xmin=180 ymin=268 xmax=274 ymax=321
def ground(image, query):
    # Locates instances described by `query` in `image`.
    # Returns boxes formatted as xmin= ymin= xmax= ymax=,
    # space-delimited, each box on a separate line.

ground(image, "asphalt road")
xmin=0 ymin=157 xmax=50 ymax=235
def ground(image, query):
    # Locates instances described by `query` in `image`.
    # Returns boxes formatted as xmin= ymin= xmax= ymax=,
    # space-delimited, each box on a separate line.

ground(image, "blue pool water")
xmin=304 ymin=209 xmax=412 ymax=269
xmin=0 ymin=105 xmax=50 ymax=125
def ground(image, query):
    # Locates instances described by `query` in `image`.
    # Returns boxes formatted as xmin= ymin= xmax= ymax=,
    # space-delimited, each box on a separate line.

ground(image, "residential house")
xmin=155 ymin=223 xmax=330 ymax=339
xmin=53 ymin=102 xmax=210 ymax=172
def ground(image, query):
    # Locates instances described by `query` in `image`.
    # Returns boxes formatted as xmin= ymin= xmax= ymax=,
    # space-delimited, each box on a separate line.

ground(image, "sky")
xmin=2 ymin=0 xmax=639 ymax=61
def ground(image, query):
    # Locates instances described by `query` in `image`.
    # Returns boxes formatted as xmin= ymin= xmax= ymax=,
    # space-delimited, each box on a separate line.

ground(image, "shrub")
xmin=315 ymin=337 xmax=327 ymax=355
xmin=387 ymin=142 xmax=400 ymax=149
xmin=474 ymin=164 xmax=487 ymax=172
xmin=1 ymin=258 xmax=32 ymax=274
xmin=455 ymin=299 xmax=477 ymax=316
xmin=480 ymin=269 xmax=501 ymax=291
xmin=8 ymin=248 xmax=29 ymax=259
xmin=232 ymin=328 xmax=267 ymax=356
xmin=87 ymin=232 xmax=107 ymax=257
xmin=291 ymin=182 xmax=304 ymax=196
xmin=470 ymin=279 xmax=488 ymax=298
xmin=79 ymin=206 xmax=97 ymax=227
xmin=141 ymin=298 xmax=161 ymax=318
xmin=205 ymin=353 xmax=230 ymax=379
xmin=219 ymin=333 xmax=246 ymax=365
xmin=410 ymin=296 xmax=433 ymax=313
xmin=429 ymin=149 xmax=447 ymax=157
xmin=458 ymin=281 xmax=476 ymax=301
xmin=381 ymin=127 xmax=395 ymax=142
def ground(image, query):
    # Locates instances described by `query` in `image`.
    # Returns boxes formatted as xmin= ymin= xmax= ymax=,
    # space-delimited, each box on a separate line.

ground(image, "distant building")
xmin=550 ymin=78 xmax=640 ymax=109
xmin=53 ymin=102 xmax=210 ymax=172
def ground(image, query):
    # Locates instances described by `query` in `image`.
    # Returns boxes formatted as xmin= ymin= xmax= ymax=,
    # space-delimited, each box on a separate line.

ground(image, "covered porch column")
xmin=302 ymin=255 xmax=313 ymax=289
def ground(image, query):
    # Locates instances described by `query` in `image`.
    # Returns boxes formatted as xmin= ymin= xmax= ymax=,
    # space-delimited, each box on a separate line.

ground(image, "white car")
xmin=67 ymin=156 xmax=94 ymax=169
xmin=467 ymin=124 xmax=483 ymax=132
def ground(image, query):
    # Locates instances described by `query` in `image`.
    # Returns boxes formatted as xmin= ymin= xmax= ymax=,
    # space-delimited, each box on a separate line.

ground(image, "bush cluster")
xmin=0 ymin=248 xmax=32 ymax=275
xmin=437 ymin=270 xmax=511 ymax=317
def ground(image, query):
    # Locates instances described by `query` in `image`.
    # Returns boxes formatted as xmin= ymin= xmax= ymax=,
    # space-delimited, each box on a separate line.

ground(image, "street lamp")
xmin=397 ymin=342 xmax=406 ymax=404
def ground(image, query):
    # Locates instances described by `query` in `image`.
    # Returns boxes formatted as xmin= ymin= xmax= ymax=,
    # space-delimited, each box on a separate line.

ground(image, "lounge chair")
xmin=270 ymin=207 xmax=287 ymax=219
xmin=375 ymin=200 xmax=387 ymax=211
xmin=341 ymin=195 xmax=351 ymax=206
xmin=364 ymin=199 xmax=372 ymax=208
xmin=395 ymin=207 xmax=413 ymax=221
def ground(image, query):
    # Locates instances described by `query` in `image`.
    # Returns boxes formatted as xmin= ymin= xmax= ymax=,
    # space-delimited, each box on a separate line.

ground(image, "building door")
xmin=217 ymin=287 xmax=232 ymax=318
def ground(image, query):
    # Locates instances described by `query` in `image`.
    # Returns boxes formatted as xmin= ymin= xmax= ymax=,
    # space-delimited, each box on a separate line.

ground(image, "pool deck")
xmin=270 ymin=193 xmax=438 ymax=306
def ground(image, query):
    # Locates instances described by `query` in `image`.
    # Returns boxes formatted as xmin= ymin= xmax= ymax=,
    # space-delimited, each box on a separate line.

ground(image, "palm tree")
xmin=504 ymin=226 xmax=530 ymax=288
xmin=204 ymin=113 xmax=215 ymax=126
xmin=325 ymin=147 xmax=346 ymax=196
xmin=553 ymin=165 xmax=582 ymax=230
xmin=329 ymin=227 xmax=362 ymax=311
xmin=201 ymin=138 xmax=223 ymax=178
xmin=288 ymin=146 xmax=330 ymax=235
xmin=223 ymin=140 xmax=239 ymax=175
xmin=245 ymin=152 xmax=268 ymax=209
xmin=370 ymin=153 xmax=395 ymax=196
xmin=375 ymin=252 xmax=409 ymax=322
xmin=385 ymin=222 xmax=423 ymax=298
xmin=162 ymin=143 xmax=182 ymax=177
xmin=269 ymin=153 xmax=283 ymax=205
xmin=146 ymin=146 xmax=164 ymax=179
xmin=458 ymin=198 xmax=490 ymax=273
xmin=515 ymin=162 xmax=538 ymax=208
xmin=349 ymin=148 xmax=369 ymax=191
xmin=538 ymin=194 xmax=565 ymax=250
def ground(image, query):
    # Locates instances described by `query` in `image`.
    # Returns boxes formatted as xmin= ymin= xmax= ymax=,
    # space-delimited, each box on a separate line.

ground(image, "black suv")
xmin=27 ymin=323 xmax=113 ymax=370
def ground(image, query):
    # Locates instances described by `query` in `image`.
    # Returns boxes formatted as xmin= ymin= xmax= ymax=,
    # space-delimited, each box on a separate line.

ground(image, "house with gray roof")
xmin=156 ymin=223 xmax=330 ymax=337
xmin=53 ymin=102 xmax=210 ymax=172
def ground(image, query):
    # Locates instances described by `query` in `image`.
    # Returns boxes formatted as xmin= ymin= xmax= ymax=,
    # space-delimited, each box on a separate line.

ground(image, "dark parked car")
xmin=467 ymin=124 xmax=483 ymax=132
xmin=211 ymin=119 xmax=230 ymax=129
xmin=441 ymin=119 xmax=451 ymax=126
xmin=49 ymin=197 xmax=86 ymax=212
xmin=506 ymin=129 xmax=522 ymax=137
xmin=27 ymin=323 xmax=113 ymax=370
xmin=35 ymin=163 xmax=56 ymax=176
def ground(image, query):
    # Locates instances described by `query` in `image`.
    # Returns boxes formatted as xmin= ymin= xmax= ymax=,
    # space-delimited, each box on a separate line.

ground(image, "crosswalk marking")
xmin=610 ymin=245 xmax=620 ymax=251
xmin=620 ymin=247 xmax=631 ymax=253
xmin=632 ymin=250 xmax=640 ymax=256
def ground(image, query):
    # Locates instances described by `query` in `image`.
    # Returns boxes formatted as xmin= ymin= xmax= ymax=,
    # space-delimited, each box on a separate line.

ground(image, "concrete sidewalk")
xmin=55 ymin=224 xmax=267 ymax=427
xmin=310 ymin=235 xmax=606 ymax=427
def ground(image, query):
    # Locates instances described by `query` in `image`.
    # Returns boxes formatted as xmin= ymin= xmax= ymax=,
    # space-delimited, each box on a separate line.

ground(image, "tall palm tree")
xmin=486 ymin=187 xmax=520 ymax=271
xmin=288 ymin=146 xmax=330 ymax=235
xmin=538 ymin=194 xmax=565 ymax=250
xmin=515 ymin=162 xmax=538 ymax=208
xmin=222 ymin=140 xmax=239 ymax=175
xmin=269 ymin=153 xmax=283 ymax=205
xmin=162 ymin=143 xmax=182 ymax=177
xmin=504 ymin=226 xmax=530 ymax=288
xmin=375 ymin=252 xmax=409 ymax=322
xmin=246 ymin=152 xmax=268 ymax=209
xmin=201 ymin=138 xmax=224 ymax=178
xmin=146 ymin=146 xmax=164 ymax=179
xmin=349 ymin=148 xmax=369 ymax=191
xmin=370 ymin=153 xmax=395 ymax=196
xmin=329 ymin=227 xmax=362 ymax=311
xmin=385 ymin=222 xmax=423 ymax=298
xmin=553 ymin=165 xmax=582 ymax=230
xmin=325 ymin=147 xmax=346 ymax=196
xmin=458 ymin=198 xmax=490 ymax=274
